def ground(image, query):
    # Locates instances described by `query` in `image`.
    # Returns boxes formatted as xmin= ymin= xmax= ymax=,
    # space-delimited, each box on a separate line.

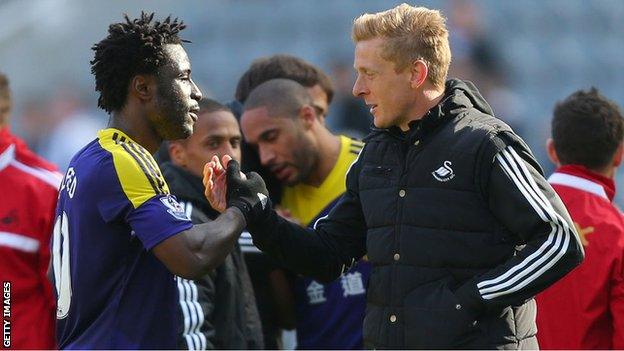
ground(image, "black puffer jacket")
xmin=247 ymin=79 xmax=584 ymax=349
xmin=160 ymin=162 xmax=264 ymax=350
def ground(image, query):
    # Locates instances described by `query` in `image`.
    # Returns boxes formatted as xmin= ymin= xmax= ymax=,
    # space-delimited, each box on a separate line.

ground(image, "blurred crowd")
xmin=13 ymin=1 xmax=520 ymax=165
xmin=10 ymin=0 xmax=620 ymax=198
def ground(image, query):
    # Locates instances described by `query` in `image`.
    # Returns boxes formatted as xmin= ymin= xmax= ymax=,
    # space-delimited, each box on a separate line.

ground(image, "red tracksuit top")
xmin=537 ymin=164 xmax=624 ymax=349
xmin=0 ymin=127 xmax=61 ymax=349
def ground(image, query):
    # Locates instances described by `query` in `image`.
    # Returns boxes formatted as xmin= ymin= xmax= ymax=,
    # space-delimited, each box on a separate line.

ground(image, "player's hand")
xmin=225 ymin=159 xmax=270 ymax=224
xmin=203 ymin=155 xmax=231 ymax=212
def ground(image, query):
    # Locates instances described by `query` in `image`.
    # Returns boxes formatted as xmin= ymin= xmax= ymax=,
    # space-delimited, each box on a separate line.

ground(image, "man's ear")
xmin=130 ymin=74 xmax=157 ymax=103
xmin=546 ymin=138 xmax=561 ymax=167
xmin=168 ymin=142 xmax=187 ymax=167
xmin=612 ymin=142 xmax=624 ymax=168
xmin=298 ymin=105 xmax=317 ymax=130
xmin=410 ymin=59 xmax=428 ymax=89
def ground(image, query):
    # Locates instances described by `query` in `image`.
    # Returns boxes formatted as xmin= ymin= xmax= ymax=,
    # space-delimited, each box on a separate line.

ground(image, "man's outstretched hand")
xmin=203 ymin=155 xmax=233 ymax=213
xmin=203 ymin=155 xmax=270 ymax=224
xmin=224 ymin=159 xmax=270 ymax=224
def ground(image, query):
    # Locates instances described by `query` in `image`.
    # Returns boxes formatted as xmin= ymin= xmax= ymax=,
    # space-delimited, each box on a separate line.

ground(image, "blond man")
xmin=206 ymin=4 xmax=584 ymax=349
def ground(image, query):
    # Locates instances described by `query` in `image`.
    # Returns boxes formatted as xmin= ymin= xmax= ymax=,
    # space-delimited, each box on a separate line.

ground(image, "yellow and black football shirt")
xmin=54 ymin=128 xmax=192 ymax=349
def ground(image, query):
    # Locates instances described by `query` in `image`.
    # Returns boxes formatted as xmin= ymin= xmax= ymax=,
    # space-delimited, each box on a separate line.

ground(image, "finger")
xmin=202 ymin=164 xmax=213 ymax=187
xmin=211 ymin=155 xmax=225 ymax=175
xmin=222 ymin=154 xmax=233 ymax=169
xmin=202 ymin=166 xmax=213 ymax=186
xmin=204 ymin=179 xmax=211 ymax=198
xmin=246 ymin=171 xmax=263 ymax=183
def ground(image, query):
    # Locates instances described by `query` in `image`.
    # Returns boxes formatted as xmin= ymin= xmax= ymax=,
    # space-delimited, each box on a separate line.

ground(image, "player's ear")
xmin=299 ymin=105 xmax=316 ymax=130
xmin=410 ymin=59 xmax=428 ymax=90
xmin=612 ymin=142 xmax=623 ymax=168
xmin=546 ymin=138 xmax=560 ymax=167
xmin=168 ymin=142 xmax=187 ymax=167
xmin=130 ymin=74 xmax=156 ymax=103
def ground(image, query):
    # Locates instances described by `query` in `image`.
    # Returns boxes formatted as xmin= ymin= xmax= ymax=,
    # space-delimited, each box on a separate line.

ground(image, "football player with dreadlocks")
xmin=52 ymin=13 xmax=261 ymax=349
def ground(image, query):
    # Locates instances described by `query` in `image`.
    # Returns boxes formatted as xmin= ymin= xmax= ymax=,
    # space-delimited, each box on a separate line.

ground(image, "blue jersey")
xmin=282 ymin=136 xmax=370 ymax=349
xmin=52 ymin=128 xmax=192 ymax=349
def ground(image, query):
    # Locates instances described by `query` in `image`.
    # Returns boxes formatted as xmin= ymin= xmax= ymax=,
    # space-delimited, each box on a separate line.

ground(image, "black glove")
xmin=226 ymin=160 xmax=270 ymax=224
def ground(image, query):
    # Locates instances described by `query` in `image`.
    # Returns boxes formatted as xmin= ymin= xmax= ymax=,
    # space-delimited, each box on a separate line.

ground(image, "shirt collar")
xmin=0 ymin=127 xmax=15 ymax=171
xmin=548 ymin=164 xmax=615 ymax=202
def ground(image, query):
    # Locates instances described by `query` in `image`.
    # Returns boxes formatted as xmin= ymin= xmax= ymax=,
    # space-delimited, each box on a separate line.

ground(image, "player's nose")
xmin=190 ymin=79 xmax=202 ymax=102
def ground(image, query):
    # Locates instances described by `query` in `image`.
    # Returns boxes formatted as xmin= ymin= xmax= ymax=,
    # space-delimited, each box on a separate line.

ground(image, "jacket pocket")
xmin=361 ymin=165 xmax=395 ymax=179
xmin=403 ymin=279 xmax=478 ymax=349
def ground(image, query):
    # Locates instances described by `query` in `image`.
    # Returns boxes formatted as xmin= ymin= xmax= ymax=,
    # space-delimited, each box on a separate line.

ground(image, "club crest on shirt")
xmin=432 ymin=160 xmax=455 ymax=182
xmin=160 ymin=195 xmax=189 ymax=221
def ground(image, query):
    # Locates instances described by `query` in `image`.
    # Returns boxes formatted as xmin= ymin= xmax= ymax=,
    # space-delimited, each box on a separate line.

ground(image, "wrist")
xmin=226 ymin=206 xmax=248 ymax=227
xmin=227 ymin=200 xmax=251 ymax=225
xmin=453 ymin=281 xmax=486 ymax=321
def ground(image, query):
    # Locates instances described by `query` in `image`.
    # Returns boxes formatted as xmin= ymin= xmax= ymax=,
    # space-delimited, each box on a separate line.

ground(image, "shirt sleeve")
xmin=126 ymin=194 xmax=193 ymax=250
xmin=96 ymin=152 xmax=192 ymax=250
xmin=247 ymin=148 xmax=368 ymax=283
xmin=611 ymin=244 xmax=624 ymax=349
xmin=96 ymin=174 xmax=192 ymax=250
xmin=454 ymin=131 xmax=585 ymax=318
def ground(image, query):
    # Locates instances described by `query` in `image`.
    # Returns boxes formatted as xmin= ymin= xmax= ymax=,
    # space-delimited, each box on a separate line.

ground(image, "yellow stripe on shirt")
xmin=97 ymin=128 xmax=170 ymax=209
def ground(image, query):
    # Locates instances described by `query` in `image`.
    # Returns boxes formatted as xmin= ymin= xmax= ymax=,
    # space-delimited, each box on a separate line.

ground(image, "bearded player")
xmin=52 ymin=13 xmax=259 ymax=349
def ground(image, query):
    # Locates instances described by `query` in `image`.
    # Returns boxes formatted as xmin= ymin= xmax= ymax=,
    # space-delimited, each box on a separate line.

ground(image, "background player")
xmin=231 ymin=54 xmax=336 ymax=348
xmin=0 ymin=72 xmax=61 ymax=349
xmin=162 ymin=98 xmax=264 ymax=349
xmin=241 ymin=78 xmax=369 ymax=349
xmin=536 ymin=88 xmax=624 ymax=349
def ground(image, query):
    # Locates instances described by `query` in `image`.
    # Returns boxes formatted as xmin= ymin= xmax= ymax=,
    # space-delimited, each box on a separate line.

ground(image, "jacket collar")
xmin=0 ymin=127 xmax=15 ymax=171
xmin=366 ymin=96 xmax=454 ymax=143
xmin=548 ymin=164 xmax=615 ymax=202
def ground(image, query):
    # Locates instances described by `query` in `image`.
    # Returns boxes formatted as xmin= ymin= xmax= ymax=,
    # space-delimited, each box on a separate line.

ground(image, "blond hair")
xmin=352 ymin=3 xmax=451 ymax=89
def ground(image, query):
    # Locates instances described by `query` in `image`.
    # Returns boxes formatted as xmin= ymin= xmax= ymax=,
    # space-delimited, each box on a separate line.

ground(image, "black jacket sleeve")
xmin=247 ymin=151 xmax=368 ymax=283
xmin=177 ymin=201 xmax=217 ymax=350
xmin=454 ymin=131 xmax=584 ymax=318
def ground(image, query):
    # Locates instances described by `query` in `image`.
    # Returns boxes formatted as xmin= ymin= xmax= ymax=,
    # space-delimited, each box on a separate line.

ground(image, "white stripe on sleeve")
xmin=177 ymin=276 xmax=195 ymax=350
xmin=0 ymin=231 xmax=40 ymax=253
xmin=477 ymin=146 xmax=577 ymax=300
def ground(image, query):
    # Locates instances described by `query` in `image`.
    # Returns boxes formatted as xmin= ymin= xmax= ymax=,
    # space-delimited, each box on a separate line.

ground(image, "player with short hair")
xmin=236 ymin=54 xmax=334 ymax=121
xmin=52 ymin=13 xmax=255 ymax=349
xmin=241 ymin=78 xmax=369 ymax=349
xmin=231 ymin=54 xmax=338 ymax=348
xmin=234 ymin=54 xmax=336 ymax=203
xmin=537 ymin=88 xmax=624 ymax=349
xmin=207 ymin=4 xmax=584 ymax=348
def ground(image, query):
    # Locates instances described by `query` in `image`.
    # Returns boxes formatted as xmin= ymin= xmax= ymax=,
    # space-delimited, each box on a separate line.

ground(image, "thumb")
xmin=246 ymin=172 xmax=268 ymax=195
xmin=226 ymin=159 xmax=242 ymax=183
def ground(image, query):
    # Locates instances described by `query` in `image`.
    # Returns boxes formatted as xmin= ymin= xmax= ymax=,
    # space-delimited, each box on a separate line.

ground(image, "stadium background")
xmin=1 ymin=0 xmax=623 ymax=202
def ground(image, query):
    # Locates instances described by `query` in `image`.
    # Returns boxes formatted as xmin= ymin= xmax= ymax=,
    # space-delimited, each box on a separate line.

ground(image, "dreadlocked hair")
xmin=91 ymin=12 xmax=188 ymax=113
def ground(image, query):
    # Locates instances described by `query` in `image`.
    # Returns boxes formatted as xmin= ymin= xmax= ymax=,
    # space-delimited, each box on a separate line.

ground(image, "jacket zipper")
xmin=393 ymin=127 xmax=422 ymax=346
